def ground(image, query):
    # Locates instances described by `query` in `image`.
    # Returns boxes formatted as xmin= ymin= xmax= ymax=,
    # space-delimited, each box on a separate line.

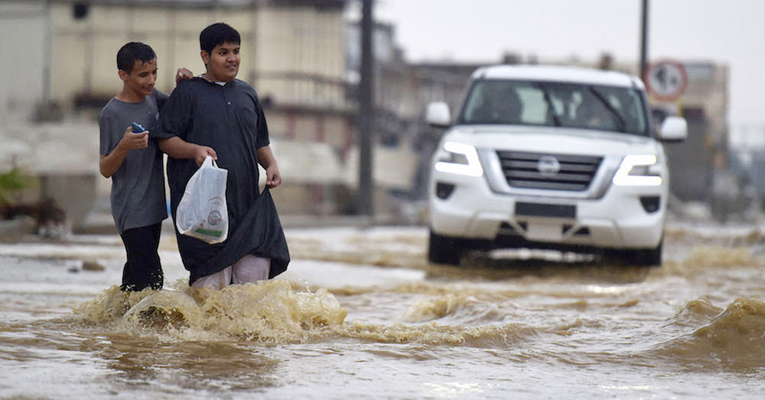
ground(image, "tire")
xmin=428 ymin=230 xmax=464 ymax=265
xmin=605 ymin=240 xmax=663 ymax=267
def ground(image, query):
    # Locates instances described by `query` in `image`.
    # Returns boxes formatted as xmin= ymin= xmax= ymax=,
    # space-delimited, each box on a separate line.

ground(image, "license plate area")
xmin=525 ymin=223 xmax=561 ymax=240
xmin=515 ymin=202 xmax=576 ymax=219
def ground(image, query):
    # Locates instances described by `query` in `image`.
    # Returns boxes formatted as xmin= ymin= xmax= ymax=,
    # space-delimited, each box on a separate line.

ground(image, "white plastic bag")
xmin=175 ymin=156 xmax=229 ymax=244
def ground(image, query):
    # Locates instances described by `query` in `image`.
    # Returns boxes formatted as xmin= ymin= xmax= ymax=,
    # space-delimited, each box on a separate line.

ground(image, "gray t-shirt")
xmin=99 ymin=89 xmax=168 ymax=233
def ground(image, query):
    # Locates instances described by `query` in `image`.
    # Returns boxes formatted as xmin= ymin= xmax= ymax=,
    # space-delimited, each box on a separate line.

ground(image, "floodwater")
xmin=1 ymin=221 xmax=764 ymax=399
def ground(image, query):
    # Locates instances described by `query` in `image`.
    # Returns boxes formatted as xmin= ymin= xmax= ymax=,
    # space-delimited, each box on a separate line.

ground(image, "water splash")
xmin=339 ymin=320 xmax=538 ymax=346
xmin=654 ymin=298 xmax=765 ymax=369
xmin=69 ymin=279 xmax=542 ymax=346
xmin=72 ymin=279 xmax=348 ymax=343
xmin=665 ymin=297 xmax=724 ymax=328
xmin=404 ymin=294 xmax=470 ymax=322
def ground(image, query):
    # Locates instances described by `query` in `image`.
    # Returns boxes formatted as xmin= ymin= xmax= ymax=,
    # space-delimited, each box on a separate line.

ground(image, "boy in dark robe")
xmin=155 ymin=23 xmax=290 ymax=289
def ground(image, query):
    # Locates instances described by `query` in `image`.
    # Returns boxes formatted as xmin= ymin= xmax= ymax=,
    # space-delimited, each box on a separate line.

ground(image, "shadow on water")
xmin=425 ymin=250 xmax=653 ymax=284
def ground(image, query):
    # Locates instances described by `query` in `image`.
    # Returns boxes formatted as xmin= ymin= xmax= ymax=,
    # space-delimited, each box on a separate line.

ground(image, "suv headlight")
xmin=612 ymin=154 xmax=662 ymax=186
xmin=434 ymin=142 xmax=483 ymax=177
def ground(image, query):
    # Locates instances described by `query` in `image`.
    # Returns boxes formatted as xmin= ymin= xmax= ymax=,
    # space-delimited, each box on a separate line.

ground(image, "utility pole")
xmin=639 ymin=0 xmax=649 ymax=80
xmin=357 ymin=0 xmax=375 ymax=216
xmin=43 ymin=0 xmax=52 ymax=103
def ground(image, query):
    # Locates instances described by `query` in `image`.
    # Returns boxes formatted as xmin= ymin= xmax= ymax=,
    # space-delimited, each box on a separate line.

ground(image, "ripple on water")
xmin=652 ymin=297 xmax=765 ymax=370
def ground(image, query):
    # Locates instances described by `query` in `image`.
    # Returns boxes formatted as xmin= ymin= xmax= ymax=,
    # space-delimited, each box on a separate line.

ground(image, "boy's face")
xmin=202 ymin=42 xmax=240 ymax=82
xmin=119 ymin=58 xmax=158 ymax=97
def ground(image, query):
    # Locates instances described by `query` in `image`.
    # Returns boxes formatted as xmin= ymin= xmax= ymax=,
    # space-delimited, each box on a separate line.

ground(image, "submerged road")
xmin=0 ymin=222 xmax=764 ymax=399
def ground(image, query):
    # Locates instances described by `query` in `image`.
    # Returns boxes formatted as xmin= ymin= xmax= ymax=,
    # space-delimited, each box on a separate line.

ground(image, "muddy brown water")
xmin=1 ymin=222 xmax=764 ymax=399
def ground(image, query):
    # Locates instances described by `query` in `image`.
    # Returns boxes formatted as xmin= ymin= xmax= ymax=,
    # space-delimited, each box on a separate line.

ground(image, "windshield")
xmin=458 ymin=79 xmax=649 ymax=136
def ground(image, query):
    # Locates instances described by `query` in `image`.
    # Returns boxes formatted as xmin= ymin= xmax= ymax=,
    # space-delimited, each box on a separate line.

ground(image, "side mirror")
xmin=657 ymin=116 xmax=687 ymax=142
xmin=426 ymin=102 xmax=451 ymax=128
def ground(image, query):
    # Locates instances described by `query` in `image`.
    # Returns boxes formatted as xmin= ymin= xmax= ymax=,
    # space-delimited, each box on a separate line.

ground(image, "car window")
xmin=460 ymin=79 xmax=648 ymax=136
xmin=462 ymin=81 xmax=525 ymax=125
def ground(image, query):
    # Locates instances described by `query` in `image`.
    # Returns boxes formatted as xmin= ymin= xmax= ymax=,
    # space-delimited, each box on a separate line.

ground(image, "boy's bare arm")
xmin=256 ymin=145 xmax=281 ymax=188
xmin=159 ymin=137 xmax=217 ymax=167
xmin=99 ymin=126 xmax=149 ymax=178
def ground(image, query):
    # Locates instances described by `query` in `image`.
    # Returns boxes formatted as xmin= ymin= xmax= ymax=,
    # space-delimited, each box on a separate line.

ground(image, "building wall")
xmin=255 ymin=6 xmax=346 ymax=108
xmin=49 ymin=4 xmax=259 ymax=103
xmin=265 ymin=110 xmax=352 ymax=150
xmin=45 ymin=2 xmax=347 ymax=112
xmin=4 ymin=0 xmax=350 ymax=129
xmin=0 ymin=1 xmax=48 ymax=122
xmin=681 ymin=62 xmax=728 ymax=150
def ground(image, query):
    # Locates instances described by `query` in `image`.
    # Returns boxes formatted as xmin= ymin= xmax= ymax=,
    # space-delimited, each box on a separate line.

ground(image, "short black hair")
xmin=117 ymin=42 xmax=156 ymax=73
xmin=200 ymin=22 xmax=241 ymax=54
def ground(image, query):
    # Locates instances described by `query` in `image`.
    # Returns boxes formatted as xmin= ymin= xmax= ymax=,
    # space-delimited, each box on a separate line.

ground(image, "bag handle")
xmin=202 ymin=155 xmax=217 ymax=169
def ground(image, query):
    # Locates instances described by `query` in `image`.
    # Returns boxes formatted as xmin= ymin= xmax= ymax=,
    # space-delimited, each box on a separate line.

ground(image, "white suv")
xmin=426 ymin=65 xmax=687 ymax=266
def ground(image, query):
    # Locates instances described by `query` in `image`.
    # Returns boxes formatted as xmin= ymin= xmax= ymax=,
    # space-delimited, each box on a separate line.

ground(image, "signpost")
xmin=643 ymin=59 xmax=688 ymax=102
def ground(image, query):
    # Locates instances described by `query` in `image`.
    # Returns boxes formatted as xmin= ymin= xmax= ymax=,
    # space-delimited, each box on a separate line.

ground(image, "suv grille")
xmin=497 ymin=151 xmax=602 ymax=191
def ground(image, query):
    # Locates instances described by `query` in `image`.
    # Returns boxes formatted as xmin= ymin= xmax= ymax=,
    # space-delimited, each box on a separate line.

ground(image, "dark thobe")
xmin=155 ymin=77 xmax=290 ymax=284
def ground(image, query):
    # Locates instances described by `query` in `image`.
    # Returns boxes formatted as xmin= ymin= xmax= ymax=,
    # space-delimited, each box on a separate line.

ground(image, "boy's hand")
xmin=265 ymin=165 xmax=281 ymax=188
xmin=194 ymin=145 xmax=217 ymax=167
xmin=120 ymin=126 xmax=149 ymax=150
xmin=176 ymin=68 xmax=194 ymax=85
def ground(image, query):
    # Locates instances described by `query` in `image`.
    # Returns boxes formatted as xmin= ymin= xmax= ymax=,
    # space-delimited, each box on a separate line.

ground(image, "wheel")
xmin=428 ymin=230 xmax=464 ymax=265
xmin=604 ymin=240 xmax=663 ymax=267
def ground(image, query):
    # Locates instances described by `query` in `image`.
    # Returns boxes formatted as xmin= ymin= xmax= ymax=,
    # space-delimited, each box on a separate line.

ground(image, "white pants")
xmin=191 ymin=255 xmax=271 ymax=290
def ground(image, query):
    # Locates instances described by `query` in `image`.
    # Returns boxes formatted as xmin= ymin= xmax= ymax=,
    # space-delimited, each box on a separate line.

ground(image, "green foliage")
xmin=0 ymin=168 xmax=34 ymax=205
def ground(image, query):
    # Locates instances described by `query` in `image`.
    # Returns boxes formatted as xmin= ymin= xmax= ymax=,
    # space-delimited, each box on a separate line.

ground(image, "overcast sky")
xmin=367 ymin=0 xmax=765 ymax=135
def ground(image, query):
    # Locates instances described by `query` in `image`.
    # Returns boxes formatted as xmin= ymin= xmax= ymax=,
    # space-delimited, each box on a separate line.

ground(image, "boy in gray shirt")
xmin=99 ymin=42 xmax=193 ymax=291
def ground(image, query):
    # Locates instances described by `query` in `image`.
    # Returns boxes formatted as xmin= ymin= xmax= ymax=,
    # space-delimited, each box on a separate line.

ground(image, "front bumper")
xmin=429 ymin=171 xmax=666 ymax=250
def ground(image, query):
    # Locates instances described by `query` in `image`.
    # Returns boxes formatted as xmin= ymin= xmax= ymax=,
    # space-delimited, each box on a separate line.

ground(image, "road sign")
xmin=643 ymin=60 xmax=688 ymax=102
